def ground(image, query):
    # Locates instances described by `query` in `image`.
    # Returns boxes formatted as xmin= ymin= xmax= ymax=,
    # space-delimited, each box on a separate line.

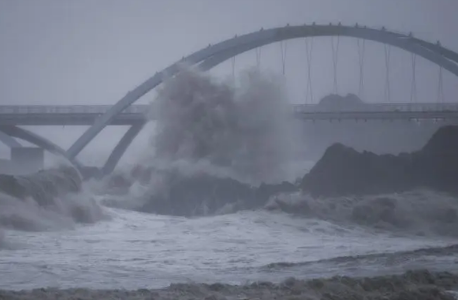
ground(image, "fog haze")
xmin=2 ymin=2 xmax=458 ymax=296
xmin=0 ymin=0 xmax=457 ymax=165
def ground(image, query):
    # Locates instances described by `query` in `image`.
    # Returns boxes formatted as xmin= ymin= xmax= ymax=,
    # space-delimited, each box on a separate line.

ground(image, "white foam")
xmin=141 ymin=66 xmax=302 ymax=185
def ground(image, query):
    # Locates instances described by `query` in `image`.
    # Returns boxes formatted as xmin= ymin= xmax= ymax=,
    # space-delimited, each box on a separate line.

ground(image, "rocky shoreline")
xmin=2 ymin=127 xmax=458 ymax=298
xmin=0 ymin=165 xmax=104 ymax=231
xmin=101 ymin=125 xmax=458 ymax=218
xmin=2 ymin=126 xmax=458 ymax=224
xmin=1 ymin=269 xmax=457 ymax=300
xmin=302 ymin=125 xmax=458 ymax=197
xmin=0 ymin=166 xmax=82 ymax=205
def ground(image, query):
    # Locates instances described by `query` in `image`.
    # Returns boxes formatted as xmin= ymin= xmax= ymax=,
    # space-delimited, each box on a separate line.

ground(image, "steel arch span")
xmin=0 ymin=126 xmax=84 ymax=170
xmin=101 ymin=122 xmax=145 ymax=176
xmin=0 ymin=131 xmax=22 ymax=148
xmin=67 ymin=23 xmax=458 ymax=165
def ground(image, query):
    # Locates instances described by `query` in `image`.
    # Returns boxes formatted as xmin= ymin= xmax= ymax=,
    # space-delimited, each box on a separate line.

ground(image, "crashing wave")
xmin=146 ymin=66 xmax=301 ymax=184
xmin=0 ymin=166 xmax=81 ymax=205
xmin=101 ymin=66 xmax=304 ymax=215
xmin=266 ymin=190 xmax=458 ymax=237
xmin=103 ymin=165 xmax=297 ymax=216
xmin=0 ymin=165 xmax=105 ymax=238
xmin=101 ymin=66 xmax=458 ymax=233
xmin=1 ymin=269 xmax=457 ymax=300
xmin=262 ymin=243 xmax=458 ymax=271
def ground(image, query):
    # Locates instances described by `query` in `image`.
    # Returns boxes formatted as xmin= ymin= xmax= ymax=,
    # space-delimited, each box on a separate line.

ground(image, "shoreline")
xmin=1 ymin=269 xmax=457 ymax=300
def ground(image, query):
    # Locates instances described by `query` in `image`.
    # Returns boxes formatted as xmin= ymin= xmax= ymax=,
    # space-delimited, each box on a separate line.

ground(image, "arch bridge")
xmin=1 ymin=23 xmax=458 ymax=176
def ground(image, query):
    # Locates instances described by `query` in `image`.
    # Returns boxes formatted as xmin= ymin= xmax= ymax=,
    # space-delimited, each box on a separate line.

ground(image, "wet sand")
xmin=1 ymin=269 xmax=457 ymax=300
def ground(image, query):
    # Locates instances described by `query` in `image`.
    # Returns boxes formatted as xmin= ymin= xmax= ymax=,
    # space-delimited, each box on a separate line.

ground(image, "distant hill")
xmin=317 ymin=93 xmax=366 ymax=110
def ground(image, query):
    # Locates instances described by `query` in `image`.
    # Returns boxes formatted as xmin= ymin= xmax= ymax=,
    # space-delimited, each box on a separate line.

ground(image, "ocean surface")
xmin=1 ymin=69 xmax=457 ymax=298
xmin=1 ymin=191 xmax=457 ymax=291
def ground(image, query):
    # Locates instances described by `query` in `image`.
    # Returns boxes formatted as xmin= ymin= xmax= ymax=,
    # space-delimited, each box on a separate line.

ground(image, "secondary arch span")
xmin=0 ymin=131 xmax=22 ymax=148
xmin=67 ymin=24 xmax=458 ymax=160
xmin=0 ymin=126 xmax=83 ymax=170
xmin=101 ymin=122 xmax=145 ymax=176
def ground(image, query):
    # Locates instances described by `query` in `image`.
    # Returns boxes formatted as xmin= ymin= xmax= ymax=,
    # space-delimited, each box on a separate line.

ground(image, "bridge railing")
xmin=0 ymin=105 xmax=151 ymax=115
xmin=1 ymin=103 xmax=457 ymax=115
xmin=292 ymin=103 xmax=458 ymax=113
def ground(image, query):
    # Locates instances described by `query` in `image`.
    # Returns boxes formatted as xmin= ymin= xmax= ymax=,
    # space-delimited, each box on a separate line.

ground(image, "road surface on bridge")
xmin=0 ymin=103 xmax=458 ymax=126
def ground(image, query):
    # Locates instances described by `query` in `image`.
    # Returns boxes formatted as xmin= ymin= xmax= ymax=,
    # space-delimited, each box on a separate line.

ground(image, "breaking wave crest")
xmin=2 ymin=269 xmax=457 ymax=300
xmin=266 ymin=189 xmax=458 ymax=237
xmin=262 ymin=243 xmax=458 ymax=271
xmin=0 ymin=165 xmax=106 ymax=247
xmin=144 ymin=66 xmax=301 ymax=184
xmin=101 ymin=66 xmax=308 ymax=215
xmin=99 ymin=67 xmax=458 ymax=241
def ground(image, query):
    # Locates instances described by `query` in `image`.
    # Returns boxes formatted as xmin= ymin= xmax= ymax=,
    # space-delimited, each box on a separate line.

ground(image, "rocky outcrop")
xmin=105 ymin=165 xmax=298 ymax=216
xmin=138 ymin=171 xmax=297 ymax=216
xmin=0 ymin=166 xmax=82 ymax=205
xmin=107 ymin=125 xmax=458 ymax=215
xmin=301 ymin=125 xmax=458 ymax=197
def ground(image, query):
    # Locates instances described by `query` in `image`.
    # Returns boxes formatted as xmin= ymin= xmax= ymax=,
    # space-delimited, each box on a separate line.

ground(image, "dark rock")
xmin=0 ymin=174 xmax=28 ymax=199
xmin=136 ymin=169 xmax=299 ymax=216
xmin=301 ymin=125 xmax=458 ymax=197
xmin=79 ymin=166 xmax=102 ymax=180
xmin=140 ymin=172 xmax=253 ymax=216
xmin=254 ymin=181 xmax=297 ymax=208
xmin=0 ymin=166 xmax=82 ymax=205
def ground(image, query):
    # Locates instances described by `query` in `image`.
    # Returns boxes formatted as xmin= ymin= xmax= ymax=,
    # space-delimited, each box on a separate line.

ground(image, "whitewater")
xmin=1 ymin=203 xmax=458 ymax=291
xmin=1 ymin=67 xmax=457 ymax=299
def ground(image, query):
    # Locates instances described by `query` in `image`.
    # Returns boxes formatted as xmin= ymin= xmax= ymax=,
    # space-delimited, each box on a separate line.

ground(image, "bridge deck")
xmin=0 ymin=105 xmax=149 ymax=126
xmin=0 ymin=103 xmax=458 ymax=125
xmin=298 ymin=111 xmax=458 ymax=121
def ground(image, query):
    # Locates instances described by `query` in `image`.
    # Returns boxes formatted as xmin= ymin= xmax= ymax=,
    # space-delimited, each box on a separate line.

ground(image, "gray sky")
xmin=0 ymin=0 xmax=457 ymax=164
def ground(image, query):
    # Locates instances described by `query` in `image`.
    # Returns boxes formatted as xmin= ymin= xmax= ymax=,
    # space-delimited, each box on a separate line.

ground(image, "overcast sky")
xmin=0 ymin=0 xmax=457 ymax=164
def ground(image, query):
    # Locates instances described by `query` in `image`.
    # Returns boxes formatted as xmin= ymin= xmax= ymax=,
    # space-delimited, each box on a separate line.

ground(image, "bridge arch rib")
xmin=101 ymin=122 xmax=145 ymax=176
xmin=0 ymin=131 xmax=22 ymax=148
xmin=0 ymin=126 xmax=83 ymax=170
xmin=67 ymin=23 xmax=458 ymax=161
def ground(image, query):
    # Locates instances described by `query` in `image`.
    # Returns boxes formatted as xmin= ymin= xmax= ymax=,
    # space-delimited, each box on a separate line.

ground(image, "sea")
xmin=0 ymin=67 xmax=457 ymax=298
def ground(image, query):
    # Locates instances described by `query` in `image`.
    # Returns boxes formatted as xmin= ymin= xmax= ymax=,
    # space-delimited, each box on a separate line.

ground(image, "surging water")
xmin=0 ymin=165 xmax=106 ymax=234
xmin=1 ymin=67 xmax=457 ymax=292
xmin=146 ymin=66 xmax=302 ymax=184
xmin=1 ymin=204 xmax=457 ymax=290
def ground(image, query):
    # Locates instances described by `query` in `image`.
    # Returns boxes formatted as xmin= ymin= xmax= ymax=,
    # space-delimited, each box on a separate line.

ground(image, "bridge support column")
xmin=101 ymin=122 xmax=145 ymax=176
